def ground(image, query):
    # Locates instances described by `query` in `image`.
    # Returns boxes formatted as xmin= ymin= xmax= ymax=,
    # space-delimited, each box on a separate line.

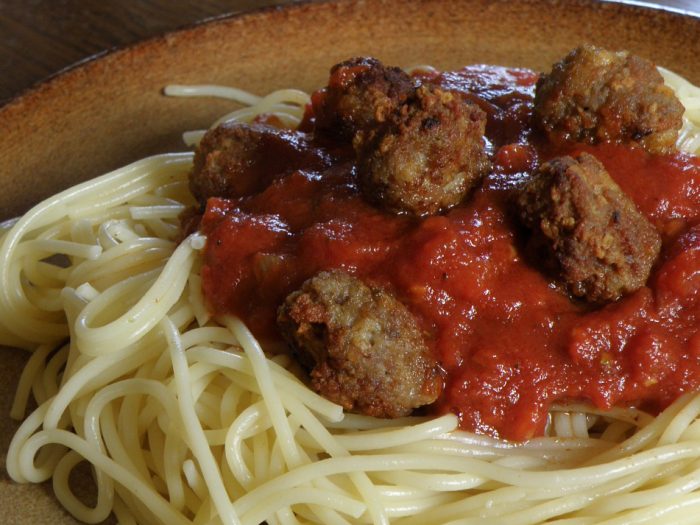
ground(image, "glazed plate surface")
xmin=1 ymin=1 xmax=699 ymax=522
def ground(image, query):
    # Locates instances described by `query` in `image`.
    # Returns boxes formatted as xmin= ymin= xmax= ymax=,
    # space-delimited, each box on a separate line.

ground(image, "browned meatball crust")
xmin=277 ymin=270 xmax=444 ymax=418
xmin=356 ymin=85 xmax=490 ymax=216
xmin=313 ymin=57 xmax=416 ymax=141
xmin=190 ymin=122 xmax=329 ymax=206
xmin=514 ymin=152 xmax=661 ymax=303
xmin=534 ymin=45 xmax=684 ymax=154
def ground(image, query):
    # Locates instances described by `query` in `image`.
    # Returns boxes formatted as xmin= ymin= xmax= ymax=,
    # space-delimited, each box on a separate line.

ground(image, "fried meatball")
xmin=514 ymin=152 xmax=661 ymax=303
xmin=190 ymin=122 xmax=329 ymax=206
xmin=277 ymin=270 xmax=443 ymax=418
xmin=313 ymin=56 xmax=416 ymax=141
xmin=534 ymin=45 xmax=684 ymax=154
xmin=356 ymin=85 xmax=490 ymax=216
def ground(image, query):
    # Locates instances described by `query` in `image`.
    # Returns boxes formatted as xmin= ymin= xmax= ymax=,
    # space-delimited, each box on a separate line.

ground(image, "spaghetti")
xmin=2 ymin=65 xmax=700 ymax=525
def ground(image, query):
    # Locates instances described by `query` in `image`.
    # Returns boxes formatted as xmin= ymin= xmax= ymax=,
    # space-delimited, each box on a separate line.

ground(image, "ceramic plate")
xmin=1 ymin=1 xmax=699 ymax=522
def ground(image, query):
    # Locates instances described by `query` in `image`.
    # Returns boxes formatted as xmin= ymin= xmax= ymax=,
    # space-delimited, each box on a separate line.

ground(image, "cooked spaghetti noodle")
xmin=2 ymin=66 xmax=700 ymax=525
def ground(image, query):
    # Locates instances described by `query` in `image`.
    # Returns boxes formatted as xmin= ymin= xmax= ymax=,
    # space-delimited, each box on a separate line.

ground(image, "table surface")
xmin=1 ymin=0 xmax=699 ymax=105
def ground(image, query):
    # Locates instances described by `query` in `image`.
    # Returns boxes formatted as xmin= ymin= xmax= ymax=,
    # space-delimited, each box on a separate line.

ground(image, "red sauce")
xmin=199 ymin=65 xmax=700 ymax=440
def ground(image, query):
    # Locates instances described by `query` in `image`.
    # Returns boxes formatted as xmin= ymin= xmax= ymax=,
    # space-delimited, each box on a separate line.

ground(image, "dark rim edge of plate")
xmin=0 ymin=0 xmax=321 ymax=113
xmin=0 ymin=0 xmax=698 ymax=117
xmin=604 ymin=0 xmax=700 ymax=17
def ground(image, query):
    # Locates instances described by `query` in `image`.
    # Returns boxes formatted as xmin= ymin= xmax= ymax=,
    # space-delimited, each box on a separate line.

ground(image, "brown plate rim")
xmin=1 ymin=0 xmax=699 ymax=117
xmin=0 ymin=1 xmax=314 ymax=112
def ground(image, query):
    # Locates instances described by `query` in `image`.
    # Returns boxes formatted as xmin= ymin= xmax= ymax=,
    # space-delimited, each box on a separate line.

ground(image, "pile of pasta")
xmin=2 ymin=66 xmax=700 ymax=525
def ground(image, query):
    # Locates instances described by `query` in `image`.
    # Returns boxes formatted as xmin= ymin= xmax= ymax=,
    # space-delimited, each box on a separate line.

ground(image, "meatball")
xmin=277 ymin=270 xmax=443 ymax=418
xmin=190 ymin=122 xmax=329 ymax=206
xmin=534 ymin=45 xmax=684 ymax=154
xmin=313 ymin=56 xmax=416 ymax=141
xmin=356 ymin=85 xmax=490 ymax=216
xmin=514 ymin=152 xmax=661 ymax=303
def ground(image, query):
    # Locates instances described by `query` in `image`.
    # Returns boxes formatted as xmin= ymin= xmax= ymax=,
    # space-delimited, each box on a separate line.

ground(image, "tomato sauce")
xmin=199 ymin=65 xmax=700 ymax=440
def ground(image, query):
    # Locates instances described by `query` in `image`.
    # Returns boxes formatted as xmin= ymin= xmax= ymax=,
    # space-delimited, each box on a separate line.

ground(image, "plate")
xmin=1 ymin=0 xmax=699 ymax=522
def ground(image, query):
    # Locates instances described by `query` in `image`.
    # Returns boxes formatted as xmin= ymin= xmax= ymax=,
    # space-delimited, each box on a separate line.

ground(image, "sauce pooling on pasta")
xmin=199 ymin=65 xmax=700 ymax=440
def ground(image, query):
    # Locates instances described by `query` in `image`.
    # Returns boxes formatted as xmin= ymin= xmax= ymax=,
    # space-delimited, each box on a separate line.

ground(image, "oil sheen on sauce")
xmin=199 ymin=65 xmax=700 ymax=440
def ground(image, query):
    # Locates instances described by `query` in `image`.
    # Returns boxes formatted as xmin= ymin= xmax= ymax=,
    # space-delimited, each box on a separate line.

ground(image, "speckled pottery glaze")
xmin=1 ymin=1 xmax=699 ymax=522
